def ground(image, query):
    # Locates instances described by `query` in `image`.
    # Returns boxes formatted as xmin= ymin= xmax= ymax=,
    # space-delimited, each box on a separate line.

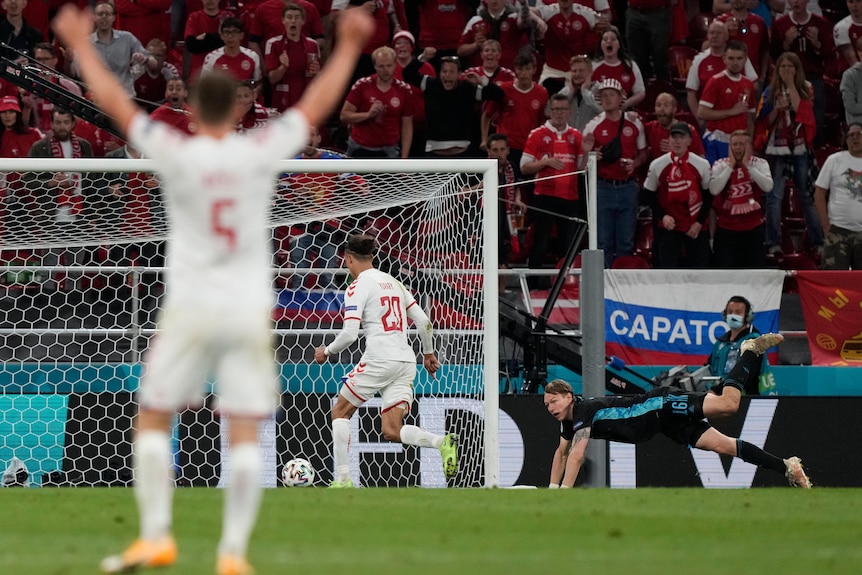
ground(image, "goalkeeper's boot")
xmin=100 ymin=535 xmax=177 ymax=573
xmin=217 ymin=553 xmax=254 ymax=575
xmin=439 ymin=434 xmax=458 ymax=480
xmin=328 ymin=478 xmax=355 ymax=488
xmin=741 ymin=333 xmax=784 ymax=356
xmin=784 ymin=456 xmax=812 ymax=489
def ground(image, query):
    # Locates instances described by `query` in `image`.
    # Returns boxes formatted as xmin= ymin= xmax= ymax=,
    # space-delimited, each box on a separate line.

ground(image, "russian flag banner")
xmin=604 ymin=270 xmax=785 ymax=366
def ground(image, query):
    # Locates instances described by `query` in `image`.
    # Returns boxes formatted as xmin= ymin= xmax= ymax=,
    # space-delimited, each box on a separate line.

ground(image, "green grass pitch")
xmin=1 ymin=488 xmax=860 ymax=575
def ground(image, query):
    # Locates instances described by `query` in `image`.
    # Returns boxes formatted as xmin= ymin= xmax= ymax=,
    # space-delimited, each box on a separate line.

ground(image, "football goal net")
xmin=0 ymin=156 xmax=502 ymax=488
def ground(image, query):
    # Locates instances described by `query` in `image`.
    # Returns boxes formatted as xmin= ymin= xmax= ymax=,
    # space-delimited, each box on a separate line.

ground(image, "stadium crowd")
xmin=2 ymin=0 xmax=862 ymax=287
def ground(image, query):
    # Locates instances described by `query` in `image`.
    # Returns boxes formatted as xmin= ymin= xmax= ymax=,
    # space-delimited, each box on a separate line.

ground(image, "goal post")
xmin=0 ymin=157 xmax=501 ymax=488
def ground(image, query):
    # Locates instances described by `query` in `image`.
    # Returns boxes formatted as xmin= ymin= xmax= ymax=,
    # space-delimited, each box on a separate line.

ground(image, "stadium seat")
xmin=814 ymin=146 xmax=842 ymax=170
xmin=823 ymin=77 xmax=844 ymax=118
xmin=611 ymin=255 xmax=651 ymax=269
xmin=686 ymin=12 xmax=713 ymax=48
xmin=674 ymin=111 xmax=701 ymax=135
xmin=823 ymin=118 xmax=848 ymax=149
xmin=667 ymin=45 xmax=698 ymax=90
xmin=782 ymin=181 xmax=807 ymax=231
xmin=640 ymin=78 xmax=678 ymax=113
xmin=634 ymin=218 xmax=654 ymax=262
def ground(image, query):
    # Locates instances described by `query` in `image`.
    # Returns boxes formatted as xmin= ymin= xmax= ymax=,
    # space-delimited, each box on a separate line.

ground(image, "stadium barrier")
xmin=3 ymin=394 xmax=860 ymax=488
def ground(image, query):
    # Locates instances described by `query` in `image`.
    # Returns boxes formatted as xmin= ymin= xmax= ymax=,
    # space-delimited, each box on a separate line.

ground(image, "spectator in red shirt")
xmin=458 ymin=0 xmax=532 ymax=70
xmin=685 ymin=20 xmax=758 ymax=125
xmin=834 ymin=0 xmax=862 ymax=69
xmin=183 ymin=0 xmax=231 ymax=82
xmin=265 ymin=3 xmax=321 ymax=113
xmin=114 ymin=0 xmax=172 ymax=46
xmin=697 ymin=40 xmax=755 ymax=165
xmin=533 ymin=0 xmax=602 ymax=93
xmin=644 ymin=122 xmax=713 ymax=268
xmin=521 ymin=92 xmax=585 ymax=273
xmin=715 ymin=0 xmax=770 ymax=82
xmin=592 ymin=26 xmax=645 ymax=110
xmin=333 ymin=0 xmax=405 ymax=82
xmin=202 ymin=17 xmax=263 ymax=83
xmin=416 ymin=0 xmax=472 ymax=59
xmin=583 ymin=78 xmax=649 ymax=267
xmin=644 ymin=92 xmax=705 ymax=162
xmin=235 ymin=79 xmax=274 ymax=133
xmin=0 ymin=95 xmax=40 ymax=158
xmin=248 ymin=0 xmax=324 ymax=63
xmin=149 ymin=78 xmax=195 ymax=134
xmin=482 ymin=50 xmax=547 ymax=177
xmin=0 ymin=94 xmax=42 ymax=245
xmin=461 ymin=39 xmax=515 ymax=85
xmin=72 ymin=117 xmax=124 ymax=157
xmin=134 ymin=38 xmax=181 ymax=111
xmin=341 ymin=46 xmax=414 ymax=158
xmin=709 ymin=130 xmax=772 ymax=267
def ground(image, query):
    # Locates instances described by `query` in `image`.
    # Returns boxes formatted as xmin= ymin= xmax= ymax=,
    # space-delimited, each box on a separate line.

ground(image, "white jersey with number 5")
xmin=345 ymin=268 xmax=420 ymax=363
xmin=126 ymin=109 xmax=308 ymax=314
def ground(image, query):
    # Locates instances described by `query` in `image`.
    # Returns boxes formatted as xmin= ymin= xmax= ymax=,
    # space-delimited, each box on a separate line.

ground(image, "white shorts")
xmin=339 ymin=359 xmax=416 ymax=413
xmin=139 ymin=308 xmax=279 ymax=417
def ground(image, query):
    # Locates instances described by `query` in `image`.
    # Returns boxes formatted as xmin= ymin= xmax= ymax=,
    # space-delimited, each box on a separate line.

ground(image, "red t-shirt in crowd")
xmin=345 ymin=75 xmax=415 ymax=148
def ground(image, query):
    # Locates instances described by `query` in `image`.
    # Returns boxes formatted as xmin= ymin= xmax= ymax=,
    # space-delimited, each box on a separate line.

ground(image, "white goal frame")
xmin=0 ymin=157 xmax=502 ymax=488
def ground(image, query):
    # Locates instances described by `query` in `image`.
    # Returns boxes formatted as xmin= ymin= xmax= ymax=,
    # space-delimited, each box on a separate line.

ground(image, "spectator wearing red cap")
xmin=393 ymin=30 xmax=435 ymax=158
xmin=0 ymin=95 xmax=41 ymax=158
xmin=0 ymin=94 xmax=41 ymax=249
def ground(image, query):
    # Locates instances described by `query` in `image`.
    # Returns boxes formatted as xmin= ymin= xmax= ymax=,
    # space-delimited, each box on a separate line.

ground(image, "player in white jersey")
xmin=314 ymin=234 xmax=458 ymax=487
xmin=52 ymin=5 xmax=375 ymax=575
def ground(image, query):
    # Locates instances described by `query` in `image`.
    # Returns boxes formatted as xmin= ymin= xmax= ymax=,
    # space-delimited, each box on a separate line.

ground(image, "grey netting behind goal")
xmin=0 ymin=157 xmax=500 ymax=488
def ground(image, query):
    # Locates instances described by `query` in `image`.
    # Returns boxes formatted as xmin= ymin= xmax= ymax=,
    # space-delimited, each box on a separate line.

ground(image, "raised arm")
xmin=295 ymin=8 xmax=375 ymax=129
xmin=52 ymin=6 xmax=139 ymax=135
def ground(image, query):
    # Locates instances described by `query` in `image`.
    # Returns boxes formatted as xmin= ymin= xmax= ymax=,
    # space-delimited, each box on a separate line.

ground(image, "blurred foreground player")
xmin=543 ymin=333 xmax=812 ymax=489
xmin=52 ymin=4 xmax=375 ymax=574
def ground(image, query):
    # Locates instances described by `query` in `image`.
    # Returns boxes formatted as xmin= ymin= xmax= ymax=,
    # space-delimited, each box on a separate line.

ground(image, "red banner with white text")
xmin=796 ymin=271 xmax=862 ymax=366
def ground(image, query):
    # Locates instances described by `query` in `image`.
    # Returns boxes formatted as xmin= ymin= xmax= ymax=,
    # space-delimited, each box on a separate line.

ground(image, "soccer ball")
xmin=282 ymin=458 xmax=315 ymax=487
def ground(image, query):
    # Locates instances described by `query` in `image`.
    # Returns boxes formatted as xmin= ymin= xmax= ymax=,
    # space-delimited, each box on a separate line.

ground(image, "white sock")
xmin=400 ymin=425 xmax=443 ymax=449
xmin=134 ymin=431 xmax=173 ymax=541
xmin=218 ymin=443 xmax=262 ymax=557
xmin=332 ymin=418 xmax=351 ymax=482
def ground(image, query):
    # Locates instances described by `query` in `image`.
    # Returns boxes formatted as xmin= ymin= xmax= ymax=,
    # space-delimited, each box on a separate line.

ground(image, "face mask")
xmin=726 ymin=314 xmax=744 ymax=330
